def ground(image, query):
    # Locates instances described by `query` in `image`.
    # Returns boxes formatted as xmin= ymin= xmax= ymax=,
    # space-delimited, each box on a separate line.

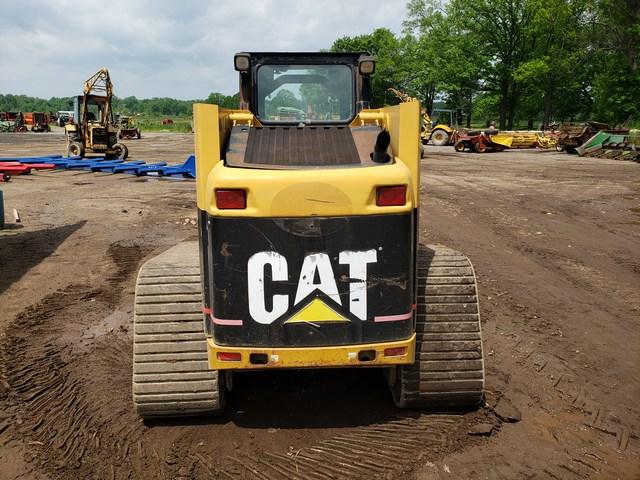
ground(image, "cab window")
xmin=256 ymin=65 xmax=354 ymax=124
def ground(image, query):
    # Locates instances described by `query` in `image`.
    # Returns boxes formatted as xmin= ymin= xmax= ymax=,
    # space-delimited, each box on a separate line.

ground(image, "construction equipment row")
xmin=1 ymin=68 xmax=142 ymax=143
xmin=0 ymin=111 xmax=51 ymax=132
xmin=576 ymin=129 xmax=640 ymax=163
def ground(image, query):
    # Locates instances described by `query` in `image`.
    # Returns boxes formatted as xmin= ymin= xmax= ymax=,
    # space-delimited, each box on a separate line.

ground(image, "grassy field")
xmin=134 ymin=115 xmax=193 ymax=133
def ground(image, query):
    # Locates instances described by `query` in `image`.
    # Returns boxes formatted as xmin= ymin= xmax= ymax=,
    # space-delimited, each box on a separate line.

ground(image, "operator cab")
xmin=226 ymin=52 xmax=387 ymax=169
xmin=71 ymin=95 xmax=114 ymax=125
xmin=234 ymin=52 xmax=374 ymax=125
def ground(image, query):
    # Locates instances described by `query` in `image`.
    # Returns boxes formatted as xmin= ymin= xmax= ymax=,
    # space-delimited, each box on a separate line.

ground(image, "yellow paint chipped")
xmin=284 ymin=298 xmax=350 ymax=324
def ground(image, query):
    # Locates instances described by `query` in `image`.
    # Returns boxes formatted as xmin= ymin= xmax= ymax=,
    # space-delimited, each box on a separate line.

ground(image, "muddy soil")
xmin=1 ymin=132 xmax=638 ymax=479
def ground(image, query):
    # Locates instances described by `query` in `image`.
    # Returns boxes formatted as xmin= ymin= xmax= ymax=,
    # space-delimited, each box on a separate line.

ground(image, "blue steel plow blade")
xmin=132 ymin=162 xmax=167 ymax=176
xmin=0 ymin=155 xmax=63 ymax=162
xmin=0 ymin=154 xmax=196 ymax=178
xmin=89 ymin=161 xmax=126 ymax=172
xmin=135 ymin=164 xmax=165 ymax=176
xmin=160 ymin=155 xmax=195 ymax=178
xmin=109 ymin=162 xmax=147 ymax=173
xmin=41 ymin=157 xmax=85 ymax=168
xmin=91 ymin=160 xmax=144 ymax=172
xmin=63 ymin=158 xmax=110 ymax=169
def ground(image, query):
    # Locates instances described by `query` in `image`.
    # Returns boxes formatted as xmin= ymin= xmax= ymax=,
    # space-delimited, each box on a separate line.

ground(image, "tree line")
xmin=332 ymin=0 xmax=639 ymax=129
xmin=0 ymin=92 xmax=239 ymax=118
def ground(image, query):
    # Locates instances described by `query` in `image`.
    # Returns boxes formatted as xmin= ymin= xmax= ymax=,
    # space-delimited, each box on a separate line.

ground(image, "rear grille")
xmin=244 ymin=127 xmax=360 ymax=166
xmin=92 ymin=129 xmax=107 ymax=146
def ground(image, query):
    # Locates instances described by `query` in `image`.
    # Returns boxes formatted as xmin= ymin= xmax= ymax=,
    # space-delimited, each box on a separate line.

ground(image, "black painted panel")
xmin=203 ymin=214 xmax=415 ymax=347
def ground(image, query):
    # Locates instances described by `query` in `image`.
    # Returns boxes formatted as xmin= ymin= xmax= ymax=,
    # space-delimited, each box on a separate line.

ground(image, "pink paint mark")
xmin=374 ymin=311 xmax=413 ymax=323
xmin=211 ymin=314 xmax=243 ymax=326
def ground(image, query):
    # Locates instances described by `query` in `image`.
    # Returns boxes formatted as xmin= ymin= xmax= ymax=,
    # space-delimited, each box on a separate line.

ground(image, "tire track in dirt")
xmin=0 ymin=242 xmax=153 ymax=478
xmin=478 ymin=331 xmax=640 ymax=479
xmin=1 ymin=286 xmax=144 ymax=477
xmin=419 ymin=164 xmax=640 ymax=478
xmin=164 ymin=411 xmax=496 ymax=480
xmin=215 ymin=415 xmax=465 ymax=480
xmin=1 ymin=240 xmax=495 ymax=479
xmin=424 ymin=180 xmax=640 ymax=371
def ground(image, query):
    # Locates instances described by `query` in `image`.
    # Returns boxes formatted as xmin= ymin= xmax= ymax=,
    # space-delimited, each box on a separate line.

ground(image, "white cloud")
xmin=0 ymin=0 xmax=407 ymax=99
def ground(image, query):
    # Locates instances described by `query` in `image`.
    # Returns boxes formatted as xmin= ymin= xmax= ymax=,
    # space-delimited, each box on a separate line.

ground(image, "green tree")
xmin=448 ymin=0 xmax=538 ymax=129
xmin=330 ymin=28 xmax=402 ymax=107
xmin=590 ymin=0 xmax=640 ymax=124
xmin=265 ymin=89 xmax=302 ymax=117
xmin=204 ymin=92 xmax=240 ymax=109
xmin=510 ymin=0 xmax=594 ymax=127
xmin=405 ymin=0 xmax=483 ymax=125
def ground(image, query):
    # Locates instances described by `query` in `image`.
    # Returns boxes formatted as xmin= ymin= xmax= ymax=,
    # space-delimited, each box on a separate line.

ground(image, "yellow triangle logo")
xmin=284 ymin=298 xmax=350 ymax=324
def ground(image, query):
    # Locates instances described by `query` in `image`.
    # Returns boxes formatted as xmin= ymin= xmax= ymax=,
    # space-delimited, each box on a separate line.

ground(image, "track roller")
xmin=132 ymin=241 xmax=224 ymax=417
xmin=389 ymin=244 xmax=485 ymax=409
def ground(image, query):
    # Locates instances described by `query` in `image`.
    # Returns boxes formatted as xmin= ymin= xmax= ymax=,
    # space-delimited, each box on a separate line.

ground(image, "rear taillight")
xmin=217 ymin=352 xmax=242 ymax=362
xmin=376 ymin=185 xmax=406 ymax=206
xmin=384 ymin=347 xmax=408 ymax=357
xmin=215 ymin=189 xmax=246 ymax=209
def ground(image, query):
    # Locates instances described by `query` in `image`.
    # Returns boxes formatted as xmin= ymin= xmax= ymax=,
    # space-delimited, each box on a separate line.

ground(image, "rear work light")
xmin=215 ymin=189 xmax=246 ymax=209
xmin=376 ymin=185 xmax=406 ymax=206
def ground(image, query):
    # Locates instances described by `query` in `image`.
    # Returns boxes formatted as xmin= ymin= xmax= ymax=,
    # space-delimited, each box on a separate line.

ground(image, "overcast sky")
xmin=0 ymin=0 xmax=408 ymax=100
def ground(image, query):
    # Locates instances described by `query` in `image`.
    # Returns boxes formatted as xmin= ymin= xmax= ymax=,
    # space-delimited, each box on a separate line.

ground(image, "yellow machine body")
xmin=194 ymin=102 xmax=421 ymax=215
xmin=193 ymin=99 xmax=421 ymax=371
xmin=131 ymin=53 xmax=485 ymax=417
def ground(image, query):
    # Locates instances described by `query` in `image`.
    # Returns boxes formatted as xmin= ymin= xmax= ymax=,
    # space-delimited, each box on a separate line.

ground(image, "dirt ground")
xmin=0 ymin=131 xmax=638 ymax=479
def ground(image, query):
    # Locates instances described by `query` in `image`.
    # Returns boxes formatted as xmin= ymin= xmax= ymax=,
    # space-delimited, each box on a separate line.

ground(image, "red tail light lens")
xmin=217 ymin=352 xmax=242 ymax=362
xmin=384 ymin=347 xmax=408 ymax=357
xmin=376 ymin=185 xmax=406 ymax=206
xmin=215 ymin=189 xmax=246 ymax=209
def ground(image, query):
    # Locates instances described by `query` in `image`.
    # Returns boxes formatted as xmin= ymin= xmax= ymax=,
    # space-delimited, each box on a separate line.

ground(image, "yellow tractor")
xmin=387 ymin=88 xmax=455 ymax=146
xmin=64 ymin=68 xmax=128 ymax=159
xmin=116 ymin=115 xmax=141 ymax=140
xmin=428 ymin=109 xmax=456 ymax=146
xmin=132 ymin=53 xmax=485 ymax=417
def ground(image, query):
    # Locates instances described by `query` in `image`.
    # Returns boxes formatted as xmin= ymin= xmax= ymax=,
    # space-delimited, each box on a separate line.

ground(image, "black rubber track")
xmin=132 ymin=242 xmax=224 ymax=417
xmin=391 ymin=244 xmax=485 ymax=409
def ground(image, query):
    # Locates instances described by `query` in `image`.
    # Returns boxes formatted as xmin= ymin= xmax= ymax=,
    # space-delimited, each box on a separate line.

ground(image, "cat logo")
xmin=247 ymin=250 xmax=377 ymax=325
xmin=284 ymin=298 xmax=349 ymax=324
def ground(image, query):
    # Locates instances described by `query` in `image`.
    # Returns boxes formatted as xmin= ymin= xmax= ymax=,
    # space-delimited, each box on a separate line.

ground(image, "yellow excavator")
xmin=132 ymin=53 xmax=484 ymax=416
xmin=387 ymin=87 xmax=455 ymax=146
xmin=64 ymin=68 xmax=128 ymax=159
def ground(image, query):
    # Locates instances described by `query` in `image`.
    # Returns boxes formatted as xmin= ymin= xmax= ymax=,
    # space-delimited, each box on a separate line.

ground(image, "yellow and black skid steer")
xmin=132 ymin=52 xmax=484 ymax=417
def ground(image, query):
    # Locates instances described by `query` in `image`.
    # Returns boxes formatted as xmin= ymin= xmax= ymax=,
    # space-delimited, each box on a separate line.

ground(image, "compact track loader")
xmin=132 ymin=52 xmax=485 ymax=417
